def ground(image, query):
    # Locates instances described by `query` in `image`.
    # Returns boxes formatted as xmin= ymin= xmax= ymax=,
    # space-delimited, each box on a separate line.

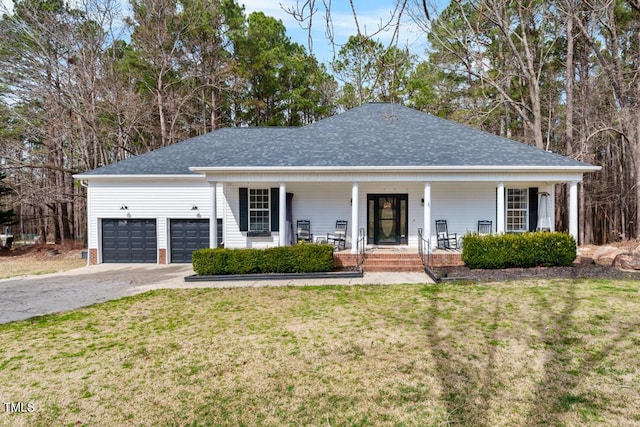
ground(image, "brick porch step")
xmin=363 ymin=265 xmax=426 ymax=272
xmin=333 ymin=251 xmax=464 ymax=271
xmin=361 ymin=253 xmax=425 ymax=272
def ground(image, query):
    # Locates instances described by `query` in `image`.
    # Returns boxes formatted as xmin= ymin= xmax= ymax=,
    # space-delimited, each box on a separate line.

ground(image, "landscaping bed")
xmin=436 ymin=261 xmax=640 ymax=282
xmin=185 ymin=269 xmax=363 ymax=282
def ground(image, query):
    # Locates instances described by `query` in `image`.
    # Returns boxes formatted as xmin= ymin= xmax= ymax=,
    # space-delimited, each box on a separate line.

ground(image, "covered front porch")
xmin=203 ymin=177 xmax=580 ymax=253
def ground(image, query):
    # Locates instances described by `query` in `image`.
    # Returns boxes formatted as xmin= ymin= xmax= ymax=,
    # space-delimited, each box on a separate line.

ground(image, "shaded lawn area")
xmin=1 ymin=280 xmax=639 ymax=426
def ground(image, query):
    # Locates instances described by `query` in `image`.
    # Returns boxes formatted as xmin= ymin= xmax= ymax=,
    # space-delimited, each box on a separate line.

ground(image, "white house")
xmin=74 ymin=103 xmax=599 ymax=264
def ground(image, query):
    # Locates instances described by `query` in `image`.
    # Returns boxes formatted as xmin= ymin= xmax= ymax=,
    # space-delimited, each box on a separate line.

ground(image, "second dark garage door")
xmin=170 ymin=219 xmax=222 ymax=263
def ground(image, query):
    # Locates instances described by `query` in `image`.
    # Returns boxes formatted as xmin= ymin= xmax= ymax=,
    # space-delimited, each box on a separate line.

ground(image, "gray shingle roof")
xmin=79 ymin=102 xmax=592 ymax=176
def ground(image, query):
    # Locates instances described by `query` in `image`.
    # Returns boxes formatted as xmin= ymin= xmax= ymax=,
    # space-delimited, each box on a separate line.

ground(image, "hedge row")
xmin=192 ymin=244 xmax=334 ymax=275
xmin=461 ymin=232 xmax=576 ymax=269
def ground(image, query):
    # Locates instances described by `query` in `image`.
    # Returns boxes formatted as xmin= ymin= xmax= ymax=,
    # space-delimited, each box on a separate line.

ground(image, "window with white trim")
xmin=506 ymin=188 xmax=528 ymax=232
xmin=249 ymin=189 xmax=270 ymax=232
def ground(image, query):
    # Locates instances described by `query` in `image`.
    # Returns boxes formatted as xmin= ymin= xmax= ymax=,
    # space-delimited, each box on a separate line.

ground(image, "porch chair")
xmin=477 ymin=220 xmax=493 ymax=235
xmin=296 ymin=220 xmax=312 ymax=243
xmin=435 ymin=219 xmax=459 ymax=250
xmin=327 ymin=220 xmax=348 ymax=250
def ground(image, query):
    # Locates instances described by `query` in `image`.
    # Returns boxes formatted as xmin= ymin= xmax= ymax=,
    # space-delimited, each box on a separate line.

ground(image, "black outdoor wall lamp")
xmin=120 ymin=204 xmax=128 ymax=210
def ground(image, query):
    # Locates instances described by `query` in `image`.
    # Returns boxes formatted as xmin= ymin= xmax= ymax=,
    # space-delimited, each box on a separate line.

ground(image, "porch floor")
xmin=333 ymin=246 xmax=462 ymax=255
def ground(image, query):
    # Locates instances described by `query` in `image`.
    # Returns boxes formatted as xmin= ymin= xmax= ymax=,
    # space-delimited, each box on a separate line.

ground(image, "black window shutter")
xmin=528 ymin=187 xmax=538 ymax=232
xmin=239 ymin=188 xmax=248 ymax=231
xmin=270 ymin=188 xmax=279 ymax=231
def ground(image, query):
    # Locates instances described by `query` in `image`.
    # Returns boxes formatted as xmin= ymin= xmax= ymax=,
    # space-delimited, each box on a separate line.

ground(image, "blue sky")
xmin=241 ymin=0 xmax=432 ymax=64
xmin=0 ymin=0 xmax=434 ymax=65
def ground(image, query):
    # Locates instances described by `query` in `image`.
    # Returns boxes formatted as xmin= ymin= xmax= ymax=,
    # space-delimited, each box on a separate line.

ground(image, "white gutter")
xmin=72 ymin=173 xmax=206 ymax=181
xmin=189 ymin=165 xmax=601 ymax=174
xmin=73 ymin=165 xmax=601 ymax=181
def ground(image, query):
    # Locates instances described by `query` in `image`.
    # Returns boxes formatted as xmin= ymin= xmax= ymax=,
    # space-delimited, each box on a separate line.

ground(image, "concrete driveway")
xmin=0 ymin=264 xmax=432 ymax=324
xmin=0 ymin=264 xmax=193 ymax=324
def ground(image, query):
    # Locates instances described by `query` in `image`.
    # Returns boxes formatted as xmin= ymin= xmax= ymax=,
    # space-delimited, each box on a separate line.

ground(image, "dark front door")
xmin=367 ymin=194 xmax=408 ymax=245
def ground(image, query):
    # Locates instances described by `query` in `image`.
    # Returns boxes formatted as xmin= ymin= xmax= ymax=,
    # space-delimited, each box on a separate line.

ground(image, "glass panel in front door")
xmin=377 ymin=197 xmax=398 ymax=244
xmin=400 ymin=198 xmax=407 ymax=240
xmin=368 ymin=199 xmax=375 ymax=242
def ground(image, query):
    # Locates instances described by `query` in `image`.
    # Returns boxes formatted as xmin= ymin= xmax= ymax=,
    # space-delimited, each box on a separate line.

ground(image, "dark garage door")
xmin=170 ymin=219 xmax=222 ymax=263
xmin=102 ymin=219 xmax=157 ymax=263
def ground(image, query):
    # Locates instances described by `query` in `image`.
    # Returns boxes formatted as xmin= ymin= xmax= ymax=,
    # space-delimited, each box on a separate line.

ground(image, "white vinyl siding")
xmin=87 ymin=179 xmax=223 ymax=258
xmin=506 ymin=188 xmax=528 ymax=232
xmin=288 ymin=182 xmax=352 ymax=245
xmin=430 ymin=182 xmax=497 ymax=245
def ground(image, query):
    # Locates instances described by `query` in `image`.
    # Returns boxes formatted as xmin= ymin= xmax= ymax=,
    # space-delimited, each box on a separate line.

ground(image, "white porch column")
xmin=549 ymin=184 xmax=556 ymax=232
xmin=351 ymin=182 xmax=359 ymax=254
xmin=423 ymin=182 xmax=431 ymax=248
xmin=569 ymin=181 xmax=579 ymax=243
xmin=497 ymin=182 xmax=505 ymax=233
xmin=279 ymin=182 xmax=287 ymax=246
xmin=209 ymin=181 xmax=217 ymax=248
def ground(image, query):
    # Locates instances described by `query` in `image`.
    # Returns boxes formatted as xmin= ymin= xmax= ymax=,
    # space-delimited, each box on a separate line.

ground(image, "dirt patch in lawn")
xmin=0 ymin=241 xmax=84 ymax=259
xmin=0 ymin=242 xmax=86 ymax=279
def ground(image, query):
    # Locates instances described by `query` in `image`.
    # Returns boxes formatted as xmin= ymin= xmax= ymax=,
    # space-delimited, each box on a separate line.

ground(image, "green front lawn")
xmin=1 ymin=280 xmax=639 ymax=426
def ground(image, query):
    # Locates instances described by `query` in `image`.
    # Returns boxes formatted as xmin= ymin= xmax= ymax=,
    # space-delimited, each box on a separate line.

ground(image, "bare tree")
xmin=283 ymin=0 xmax=411 ymax=58
xmin=560 ymin=0 xmax=640 ymax=240
xmin=0 ymin=0 xmax=125 ymax=242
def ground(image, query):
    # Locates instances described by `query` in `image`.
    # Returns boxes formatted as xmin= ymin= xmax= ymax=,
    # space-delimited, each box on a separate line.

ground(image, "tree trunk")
xmin=157 ymin=75 xmax=167 ymax=147
xmin=37 ymin=207 xmax=46 ymax=243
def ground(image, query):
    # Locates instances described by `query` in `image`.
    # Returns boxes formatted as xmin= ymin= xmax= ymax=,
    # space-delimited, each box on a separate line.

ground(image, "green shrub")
xmin=461 ymin=232 xmax=576 ymax=269
xmin=192 ymin=248 xmax=229 ymax=275
xmin=225 ymin=248 xmax=262 ymax=274
xmin=192 ymin=244 xmax=334 ymax=276
xmin=292 ymin=243 xmax=335 ymax=272
xmin=261 ymin=246 xmax=295 ymax=273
